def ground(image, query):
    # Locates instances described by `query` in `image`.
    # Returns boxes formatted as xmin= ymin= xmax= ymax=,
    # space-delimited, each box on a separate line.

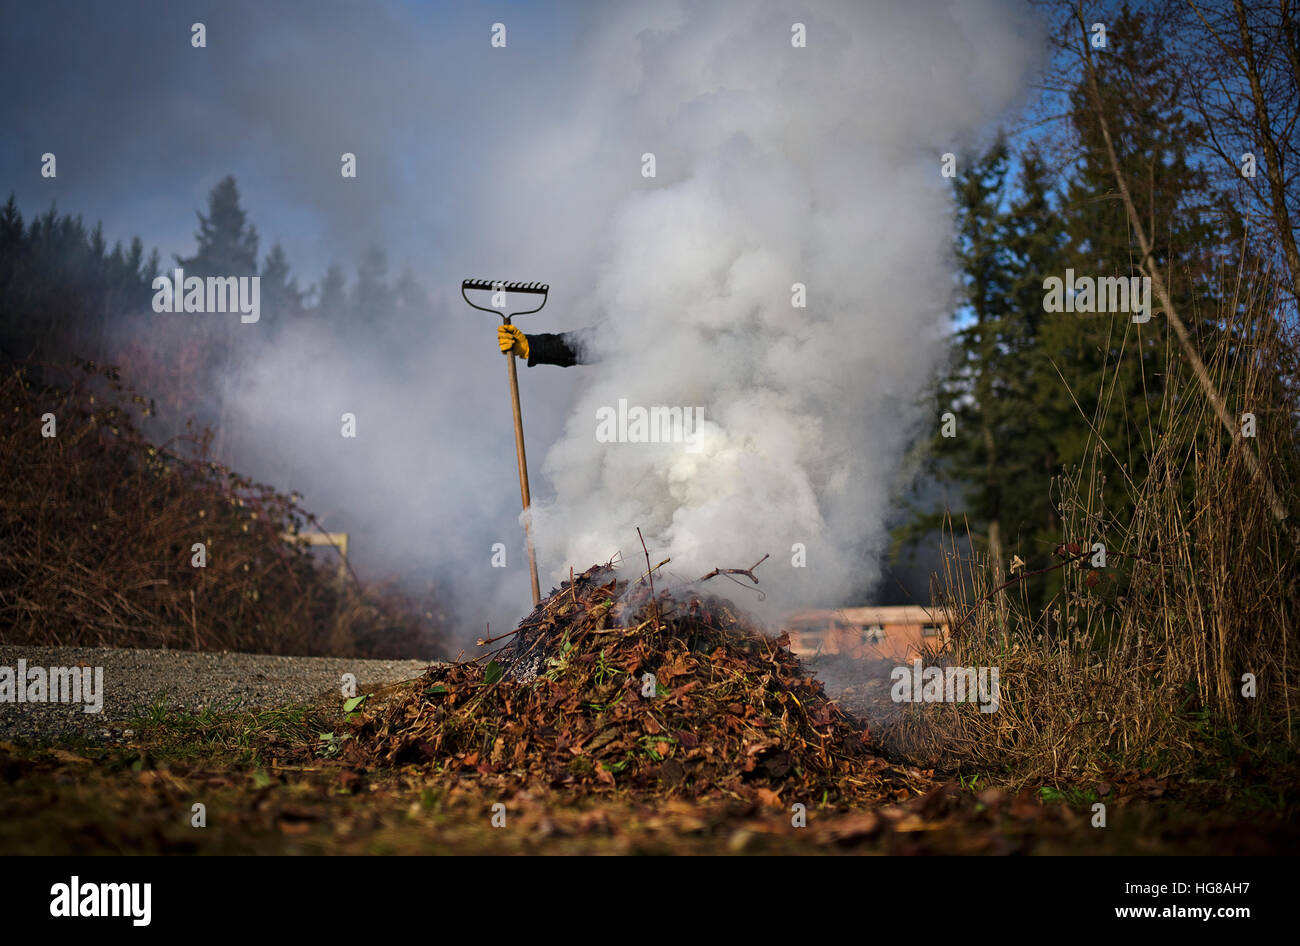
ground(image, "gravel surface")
xmin=805 ymin=655 xmax=907 ymax=729
xmin=0 ymin=645 xmax=432 ymax=745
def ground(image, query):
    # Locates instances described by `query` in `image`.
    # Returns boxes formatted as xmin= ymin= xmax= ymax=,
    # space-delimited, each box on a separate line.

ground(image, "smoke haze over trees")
xmin=1 ymin=0 xmax=1296 ymax=647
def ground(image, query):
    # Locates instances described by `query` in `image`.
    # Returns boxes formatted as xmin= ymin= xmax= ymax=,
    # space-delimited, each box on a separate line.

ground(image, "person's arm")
xmin=498 ymin=324 xmax=589 ymax=367
xmin=525 ymin=331 xmax=584 ymax=367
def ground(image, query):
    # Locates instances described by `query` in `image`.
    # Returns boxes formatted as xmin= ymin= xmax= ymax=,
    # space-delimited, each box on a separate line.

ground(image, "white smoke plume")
xmin=62 ymin=0 xmax=1044 ymax=646
xmin=526 ymin=0 xmax=1043 ymax=613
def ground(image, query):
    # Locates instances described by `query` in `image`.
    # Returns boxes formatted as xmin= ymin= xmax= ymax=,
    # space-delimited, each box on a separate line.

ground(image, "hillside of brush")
xmin=0 ymin=359 xmax=447 ymax=658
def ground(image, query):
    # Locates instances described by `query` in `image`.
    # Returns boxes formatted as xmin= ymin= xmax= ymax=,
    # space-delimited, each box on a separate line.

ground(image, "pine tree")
xmin=901 ymin=140 xmax=1018 ymax=571
xmin=259 ymin=243 xmax=304 ymax=327
xmin=353 ymin=246 xmax=391 ymax=315
xmin=1045 ymin=3 xmax=1239 ymax=543
xmin=991 ymin=147 xmax=1071 ymax=571
xmin=177 ymin=175 xmax=259 ymax=275
xmin=172 ymin=176 xmax=261 ymax=443
xmin=897 ymin=139 xmax=1076 ymax=606
xmin=0 ymin=196 xmax=156 ymax=364
xmin=316 ymin=263 xmax=348 ymax=323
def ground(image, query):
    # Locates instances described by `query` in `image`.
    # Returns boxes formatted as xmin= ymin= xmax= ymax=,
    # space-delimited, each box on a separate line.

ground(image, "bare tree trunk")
xmin=1281 ymin=0 xmax=1300 ymax=104
xmin=1229 ymin=0 xmax=1300 ymax=305
xmin=982 ymin=421 xmax=1005 ymax=581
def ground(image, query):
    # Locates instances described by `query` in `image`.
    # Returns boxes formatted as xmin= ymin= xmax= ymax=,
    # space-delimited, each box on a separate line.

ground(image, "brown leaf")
xmin=658 ymin=758 xmax=685 ymax=787
xmin=51 ymin=749 xmax=91 ymax=765
xmin=825 ymin=811 xmax=881 ymax=843
xmin=1009 ymin=789 xmax=1041 ymax=819
xmin=1136 ymin=777 xmax=1166 ymax=798
xmin=976 ymin=787 xmax=1007 ymax=808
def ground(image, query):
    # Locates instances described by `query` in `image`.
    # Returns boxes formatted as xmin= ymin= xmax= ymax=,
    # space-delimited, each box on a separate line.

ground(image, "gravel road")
xmin=0 ymin=645 xmax=432 ymax=745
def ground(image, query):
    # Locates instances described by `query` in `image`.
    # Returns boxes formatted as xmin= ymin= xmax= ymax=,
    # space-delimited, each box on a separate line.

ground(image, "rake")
xmin=462 ymin=278 xmax=548 ymax=605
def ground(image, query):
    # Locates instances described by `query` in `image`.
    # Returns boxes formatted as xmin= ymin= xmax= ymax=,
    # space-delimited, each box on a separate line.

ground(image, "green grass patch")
xmin=125 ymin=701 xmax=327 ymax=767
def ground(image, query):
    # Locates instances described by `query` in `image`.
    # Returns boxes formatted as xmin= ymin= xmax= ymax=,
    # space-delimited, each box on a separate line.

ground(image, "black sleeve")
xmin=525 ymin=331 xmax=588 ymax=367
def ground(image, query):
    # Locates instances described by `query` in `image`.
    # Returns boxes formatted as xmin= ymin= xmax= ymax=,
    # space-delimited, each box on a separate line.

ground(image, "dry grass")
xmin=884 ymin=272 xmax=1300 ymax=787
xmin=0 ymin=359 xmax=448 ymax=659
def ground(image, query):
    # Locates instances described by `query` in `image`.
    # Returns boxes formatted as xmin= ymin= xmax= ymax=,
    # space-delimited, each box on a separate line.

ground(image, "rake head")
xmin=461 ymin=278 xmax=550 ymax=322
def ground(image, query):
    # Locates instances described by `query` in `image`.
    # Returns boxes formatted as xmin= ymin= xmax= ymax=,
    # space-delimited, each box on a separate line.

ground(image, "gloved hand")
xmin=498 ymin=324 xmax=529 ymax=359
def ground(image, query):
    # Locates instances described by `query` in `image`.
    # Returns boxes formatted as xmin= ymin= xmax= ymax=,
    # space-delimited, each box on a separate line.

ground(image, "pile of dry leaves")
xmin=347 ymin=563 xmax=900 ymax=803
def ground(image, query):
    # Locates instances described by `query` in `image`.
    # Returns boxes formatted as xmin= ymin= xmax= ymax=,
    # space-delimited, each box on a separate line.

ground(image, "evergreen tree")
xmin=176 ymin=175 xmax=259 ymax=275
xmin=1044 ymin=3 xmax=1240 ymax=546
xmin=353 ymin=246 xmax=391 ymax=316
xmin=316 ymin=262 xmax=348 ymax=323
xmin=903 ymin=140 xmax=1021 ymax=569
xmin=949 ymin=137 xmax=1016 ymax=578
xmin=0 ymin=195 xmax=156 ymax=364
xmin=259 ymin=243 xmax=304 ymax=327
xmin=998 ymin=147 xmax=1070 ymax=569
xmin=171 ymin=176 xmax=262 ymax=429
xmin=898 ymin=139 xmax=1074 ymax=606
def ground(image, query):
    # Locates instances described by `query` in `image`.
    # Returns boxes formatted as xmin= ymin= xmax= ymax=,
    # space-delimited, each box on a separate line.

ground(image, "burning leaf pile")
xmin=348 ymin=563 xmax=899 ymax=803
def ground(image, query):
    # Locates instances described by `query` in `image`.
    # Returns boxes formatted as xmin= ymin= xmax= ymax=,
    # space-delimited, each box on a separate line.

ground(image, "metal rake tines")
xmin=462 ymin=278 xmax=549 ymax=294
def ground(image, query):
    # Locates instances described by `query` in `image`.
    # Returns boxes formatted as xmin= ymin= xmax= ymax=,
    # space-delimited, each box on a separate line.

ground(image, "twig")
xmin=637 ymin=527 xmax=661 ymax=632
xmin=950 ymin=548 xmax=1090 ymax=635
xmin=697 ymin=553 xmax=770 ymax=585
xmin=636 ymin=558 xmax=671 ymax=583
xmin=477 ymin=624 xmax=525 ymax=646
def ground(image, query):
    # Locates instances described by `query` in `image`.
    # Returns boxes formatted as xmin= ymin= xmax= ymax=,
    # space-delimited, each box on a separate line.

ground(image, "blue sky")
xmin=0 ymin=0 xmax=1044 ymax=628
xmin=1 ymin=0 xmax=586 ymax=291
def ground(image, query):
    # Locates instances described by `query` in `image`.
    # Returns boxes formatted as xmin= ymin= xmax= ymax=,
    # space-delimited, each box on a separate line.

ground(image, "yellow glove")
xmin=498 ymin=324 xmax=529 ymax=359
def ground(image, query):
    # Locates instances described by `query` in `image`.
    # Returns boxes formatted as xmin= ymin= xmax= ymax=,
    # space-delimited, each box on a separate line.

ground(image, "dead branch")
xmin=477 ymin=624 xmax=525 ymax=646
xmin=951 ymin=548 xmax=1091 ymax=635
xmin=637 ymin=527 xmax=661 ymax=632
xmin=697 ymin=553 xmax=770 ymax=586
